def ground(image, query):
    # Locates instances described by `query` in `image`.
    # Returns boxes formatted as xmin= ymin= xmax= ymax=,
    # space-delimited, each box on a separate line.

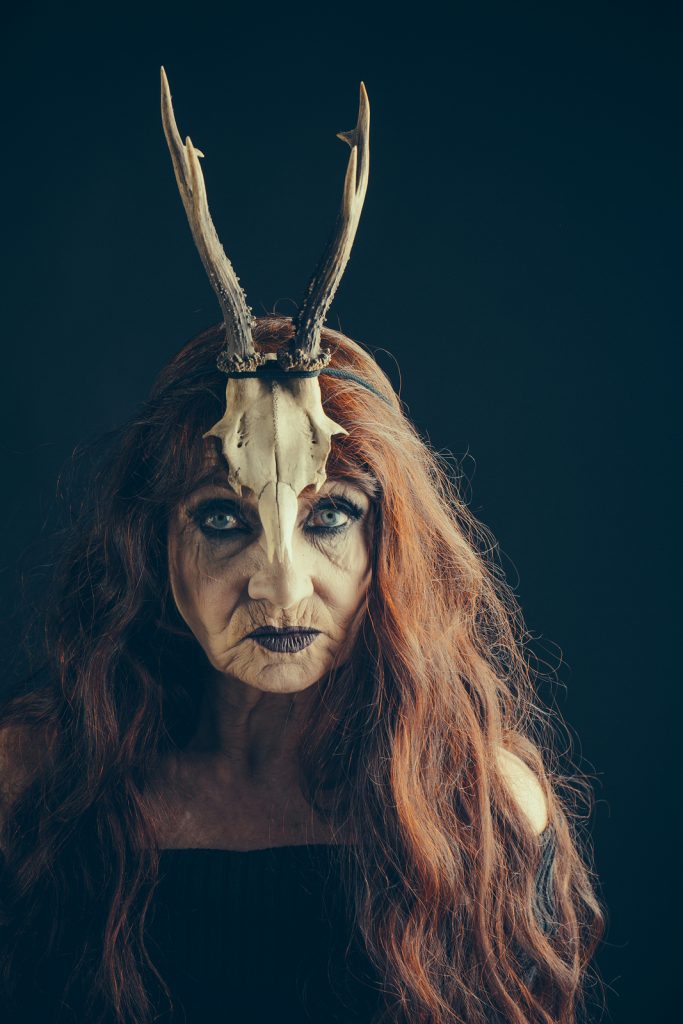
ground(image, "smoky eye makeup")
xmin=186 ymin=497 xmax=251 ymax=539
xmin=305 ymin=494 xmax=365 ymax=538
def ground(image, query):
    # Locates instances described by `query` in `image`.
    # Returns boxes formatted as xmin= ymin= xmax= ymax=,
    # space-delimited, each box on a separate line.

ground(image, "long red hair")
xmin=0 ymin=316 xmax=604 ymax=1022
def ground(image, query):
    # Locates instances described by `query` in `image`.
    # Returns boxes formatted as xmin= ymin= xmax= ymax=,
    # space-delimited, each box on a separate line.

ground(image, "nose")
xmin=247 ymin=553 xmax=314 ymax=609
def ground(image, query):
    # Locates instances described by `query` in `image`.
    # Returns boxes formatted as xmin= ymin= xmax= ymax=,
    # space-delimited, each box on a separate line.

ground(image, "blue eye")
xmin=204 ymin=510 xmax=240 ymax=531
xmin=306 ymin=498 xmax=363 ymax=536
xmin=189 ymin=500 xmax=247 ymax=538
xmin=311 ymin=507 xmax=352 ymax=532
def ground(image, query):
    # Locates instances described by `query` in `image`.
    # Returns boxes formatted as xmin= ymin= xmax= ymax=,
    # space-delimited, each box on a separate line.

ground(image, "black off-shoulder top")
xmin=142 ymin=826 xmax=557 ymax=1023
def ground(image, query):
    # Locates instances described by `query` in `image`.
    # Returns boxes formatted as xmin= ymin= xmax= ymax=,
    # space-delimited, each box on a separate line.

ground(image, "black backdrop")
xmin=1 ymin=4 xmax=680 ymax=1021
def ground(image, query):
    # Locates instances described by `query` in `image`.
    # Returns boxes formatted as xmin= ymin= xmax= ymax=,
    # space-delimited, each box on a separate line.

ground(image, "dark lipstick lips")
xmin=246 ymin=625 xmax=321 ymax=654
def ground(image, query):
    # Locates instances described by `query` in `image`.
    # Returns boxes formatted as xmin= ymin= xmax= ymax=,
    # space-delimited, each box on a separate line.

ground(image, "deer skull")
xmin=204 ymin=355 xmax=348 ymax=563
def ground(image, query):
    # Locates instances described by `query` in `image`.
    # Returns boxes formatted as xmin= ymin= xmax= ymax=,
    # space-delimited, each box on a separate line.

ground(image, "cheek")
xmin=169 ymin=536 xmax=243 ymax=638
xmin=316 ymin=531 xmax=372 ymax=621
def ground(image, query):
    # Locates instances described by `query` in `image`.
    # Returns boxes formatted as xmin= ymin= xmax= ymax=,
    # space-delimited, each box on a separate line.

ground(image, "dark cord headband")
xmin=222 ymin=361 xmax=392 ymax=405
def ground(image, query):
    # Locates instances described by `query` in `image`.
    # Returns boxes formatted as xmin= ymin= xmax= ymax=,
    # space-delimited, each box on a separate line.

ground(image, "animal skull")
xmin=204 ymin=355 xmax=348 ymax=564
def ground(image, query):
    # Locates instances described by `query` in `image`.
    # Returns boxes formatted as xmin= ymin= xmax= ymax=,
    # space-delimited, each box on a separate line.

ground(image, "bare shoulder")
xmin=495 ymin=746 xmax=549 ymax=835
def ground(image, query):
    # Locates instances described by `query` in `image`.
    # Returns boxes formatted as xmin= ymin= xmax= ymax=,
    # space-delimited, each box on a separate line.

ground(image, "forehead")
xmin=184 ymin=460 xmax=379 ymax=503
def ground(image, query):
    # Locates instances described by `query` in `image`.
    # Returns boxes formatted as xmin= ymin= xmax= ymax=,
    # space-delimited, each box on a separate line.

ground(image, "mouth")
xmin=245 ymin=625 xmax=321 ymax=654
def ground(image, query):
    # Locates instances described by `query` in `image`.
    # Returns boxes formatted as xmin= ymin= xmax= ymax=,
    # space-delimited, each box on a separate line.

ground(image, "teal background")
xmin=1 ymin=4 xmax=680 ymax=1019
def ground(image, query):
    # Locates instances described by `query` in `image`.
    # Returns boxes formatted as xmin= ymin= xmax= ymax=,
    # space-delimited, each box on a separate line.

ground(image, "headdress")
xmin=160 ymin=67 xmax=372 ymax=565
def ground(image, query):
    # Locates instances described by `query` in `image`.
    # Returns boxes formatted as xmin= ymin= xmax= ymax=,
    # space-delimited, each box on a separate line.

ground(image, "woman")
xmin=0 ymin=73 xmax=603 ymax=1024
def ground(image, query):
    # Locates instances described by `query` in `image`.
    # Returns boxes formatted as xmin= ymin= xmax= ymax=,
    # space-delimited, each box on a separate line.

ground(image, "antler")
xmin=281 ymin=82 xmax=370 ymax=371
xmin=160 ymin=67 xmax=260 ymax=369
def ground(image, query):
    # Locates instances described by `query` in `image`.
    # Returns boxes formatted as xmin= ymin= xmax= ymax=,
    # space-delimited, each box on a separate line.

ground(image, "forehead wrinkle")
xmin=184 ymin=467 xmax=378 ymax=508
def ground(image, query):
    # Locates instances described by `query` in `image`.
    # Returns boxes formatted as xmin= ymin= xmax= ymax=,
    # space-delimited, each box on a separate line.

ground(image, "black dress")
xmin=145 ymin=842 xmax=385 ymax=1023
xmin=144 ymin=827 xmax=558 ymax=1023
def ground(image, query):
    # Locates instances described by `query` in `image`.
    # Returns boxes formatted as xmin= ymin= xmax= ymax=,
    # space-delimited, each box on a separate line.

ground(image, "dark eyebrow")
xmin=336 ymin=470 xmax=381 ymax=501
xmin=186 ymin=469 xmax=241 ymax=497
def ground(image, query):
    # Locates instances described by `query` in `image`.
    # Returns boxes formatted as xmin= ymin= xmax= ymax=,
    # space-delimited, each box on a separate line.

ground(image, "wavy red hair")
xmin=0 ymin=316 xmax=604 ymax=1023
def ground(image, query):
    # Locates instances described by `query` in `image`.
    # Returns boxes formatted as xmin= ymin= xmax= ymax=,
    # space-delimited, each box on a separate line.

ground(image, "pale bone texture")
xmin=160 ymin=68 xmax=369 ymax=562
xmin=291 ymin=81 xmax=370 ymax=363
xmin=204 ymin=355 xmax=348 ymax=564
xmin=160 ymin=67 xmax=258 ymax=367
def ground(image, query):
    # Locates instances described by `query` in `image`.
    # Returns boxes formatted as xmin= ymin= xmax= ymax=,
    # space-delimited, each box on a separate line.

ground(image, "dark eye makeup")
xmin=187 ymin=493 xmax=365 ymax=541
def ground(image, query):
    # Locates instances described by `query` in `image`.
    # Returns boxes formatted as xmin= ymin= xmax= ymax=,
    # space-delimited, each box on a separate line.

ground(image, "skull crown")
xmin=160 ymin=68 xmax=370 ymax=564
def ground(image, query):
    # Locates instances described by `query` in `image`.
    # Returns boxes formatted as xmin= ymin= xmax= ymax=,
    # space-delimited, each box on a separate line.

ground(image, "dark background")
xmin=1 ymin=3 xmax=679 ymax=1020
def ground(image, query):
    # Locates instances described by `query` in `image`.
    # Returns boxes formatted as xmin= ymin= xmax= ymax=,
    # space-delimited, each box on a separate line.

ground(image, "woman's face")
xmin=168 ymin=464 xmax=375 ymax=693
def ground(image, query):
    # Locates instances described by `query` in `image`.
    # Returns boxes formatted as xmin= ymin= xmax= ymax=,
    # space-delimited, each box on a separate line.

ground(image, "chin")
xmin=220 ymin=648 xmax=331 ymax=693
xmin=241 ymin=662 xmax=327 ymax=693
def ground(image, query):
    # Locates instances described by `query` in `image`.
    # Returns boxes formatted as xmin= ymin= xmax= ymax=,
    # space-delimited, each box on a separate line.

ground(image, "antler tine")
xmin=285 ymin=82 xmax=370 ymax=369
xmin=160 ymin=67 xmax=259 ymax=368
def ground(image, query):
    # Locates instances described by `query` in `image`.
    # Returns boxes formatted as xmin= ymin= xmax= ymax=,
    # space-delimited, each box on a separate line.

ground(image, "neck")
xmin=184 ymin=668 xmax=318 ymax=789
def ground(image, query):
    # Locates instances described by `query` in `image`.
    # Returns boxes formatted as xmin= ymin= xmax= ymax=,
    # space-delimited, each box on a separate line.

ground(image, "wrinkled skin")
xmin=149 ymin=464 xmax=375 ymax=848
xmin=168 ymin=466 xmax=374 ymax=695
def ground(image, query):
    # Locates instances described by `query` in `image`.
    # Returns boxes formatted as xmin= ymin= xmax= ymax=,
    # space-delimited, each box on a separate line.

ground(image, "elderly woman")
xmin=0 ymin=72 xmax=603 ymax=1024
